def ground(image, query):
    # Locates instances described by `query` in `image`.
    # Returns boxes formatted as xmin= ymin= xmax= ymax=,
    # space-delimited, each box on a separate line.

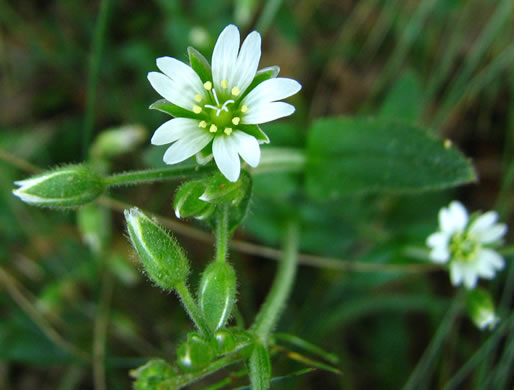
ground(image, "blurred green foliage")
xmin=0 ymin=0 xmax=512 ymax=389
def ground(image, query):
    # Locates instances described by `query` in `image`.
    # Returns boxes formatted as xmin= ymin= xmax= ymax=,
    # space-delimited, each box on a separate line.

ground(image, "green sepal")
xmin=227 ymin=171 xmax=252 ymax=233
xmin=466 ymin=288 xmax=499 ymax=331
xmin=215 ymin=328 xmax=255 ymax=357
xmin=188 ymin=46 xmax=212 ymax=83
xmin=248 ymin=343 xmax=272 ymax=390
xmin=200 ymin=171 xmax=251 ymax=205
xmin=242 ymin=66 xmax=280 ymax=100
xmin=176 ymin=332 xmax=216 ymax=372
xmin=12 ymin=165 xmax=105 ymax=208
xmin=124 ymin=208 xmax=190 ymax=291
xmin=174 ymin=180 xmax=215 ymax=220
xmin=238 ymin=124 xmax=270 ymax=144
xmin=130 ymin=359 xmax=177 ymax=390
xmin=198 ymin=262 xmax=237 ymax=332
xmin=149 ymin=99 xmax=199 ymax=119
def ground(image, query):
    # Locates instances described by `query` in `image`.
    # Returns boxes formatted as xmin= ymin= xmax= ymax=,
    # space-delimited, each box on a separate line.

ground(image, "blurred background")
xmin=0 ymin=0 xmax=513 ymax=389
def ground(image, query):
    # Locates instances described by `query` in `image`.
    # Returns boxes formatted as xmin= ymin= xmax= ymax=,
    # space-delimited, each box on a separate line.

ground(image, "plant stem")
xmin=251 ymin=220 xmax=299 ymax=343
xmin=175 ymin=281 xmax=211 ymax=338
xmin=103 ymin=165 xmax=214 ymax=187
xmin=215 ymin=205 xmax=230 ymax=263
xmin=83 ymin=0 xmax=112 ymax=159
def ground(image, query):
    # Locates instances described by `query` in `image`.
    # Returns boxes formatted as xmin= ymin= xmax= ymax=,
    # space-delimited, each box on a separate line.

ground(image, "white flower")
xmin=147 ymin=24 xmax=302 ymax=182
xmin=426 ymin=201 xmax=508 ymax=289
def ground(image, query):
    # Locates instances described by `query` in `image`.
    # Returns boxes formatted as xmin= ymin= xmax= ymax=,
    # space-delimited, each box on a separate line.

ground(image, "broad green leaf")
xmin=306 ymin=117 xmax=477 ymax=199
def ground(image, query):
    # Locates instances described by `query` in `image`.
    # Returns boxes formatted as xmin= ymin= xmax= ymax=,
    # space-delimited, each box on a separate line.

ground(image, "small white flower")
xmin=147 ymin=24 xmax=302 ymax=182
xmin=426 ymin=201 xmax=508 ymax=289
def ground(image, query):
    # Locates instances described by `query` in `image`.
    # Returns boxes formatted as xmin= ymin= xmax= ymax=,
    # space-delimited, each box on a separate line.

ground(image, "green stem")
xmin=83 ymin=0 xmax=112 ymax=159
xmin=101 ymin=148 xmax=305 ymax=187
xmin=215 ymin=205 xmax=230 ymax=263
xmin=103 ymin=165 xmax=214 ymax=187
xmin=251 ymin=220 xmax=299 ymax=343
xmin=175 ymin=281 xmax=211 ymax=339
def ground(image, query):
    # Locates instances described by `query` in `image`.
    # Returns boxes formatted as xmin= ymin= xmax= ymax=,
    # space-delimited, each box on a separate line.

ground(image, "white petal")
xmin=148 ymin=72 xmax=199 ymax=111
xmin=156 ymin=57 xmax=205 ymax=96
xmin=212 ymin=25 xmax=240 ymax=91
xmin=439 ymin=201 xmax=468 ymax=234
xmin=230 ymin=31 xmax=261 ymax=95
xmin=469 ymin=211 xmax=497 ymax=233
xmin=242 ymin=102 xmax=295 ymax=124
xmin=462 ymin=266 xmax=478 ymax=289
xmin=163 ymin=129 xmax=212 ymax=165
xmin=213 ymin=136 xmax=241 ymax=182
xmin=426 ymin=232 xmax=449 ymax=249
xmin=475 ymin=224 xmax=507 ymax=244
xmin=151 ymin=118 xmax=199 ymax=145
xmin=429 ymin=247 xmax=450 ymax=263
xmin=242 ymin=78 xmax=302 ymax=107
xmin=232 ymin=131 xmax=260 ymax=167
xmin=479 ymin=248 xmax=505 ymax=270
xmin=449 ymin=262 xmax=464 ymax=286
xmin=476 ymin=260 xmax=495 ymax=279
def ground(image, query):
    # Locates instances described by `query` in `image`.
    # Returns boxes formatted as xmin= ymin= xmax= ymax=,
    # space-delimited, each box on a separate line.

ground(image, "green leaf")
xmin=248 ymin=343 xmax=271 ymax=390
xmin=188 ymin=47 xmax=212 ymax=83
xmin=306 ymin=117 xmax=477 ymax=199
xmin=149 ymin=99 xmax=199 ymax=119
xmin=378 ymin=71 xmax=423 ymax=123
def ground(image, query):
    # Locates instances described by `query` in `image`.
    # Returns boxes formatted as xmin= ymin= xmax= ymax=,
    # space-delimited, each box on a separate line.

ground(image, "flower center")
xmin=192 ymin=80 xmax=248 ymax=136
xmin=450 ymin=232 xmax=480 ymax=262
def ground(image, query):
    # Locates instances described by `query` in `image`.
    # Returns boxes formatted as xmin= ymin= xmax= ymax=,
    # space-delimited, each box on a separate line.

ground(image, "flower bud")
xmin=12 ymin=165 xmax=104 ymax=208
xmin=124 ymin=208 xmax=190 ymax=291
xmin=173 ymin=180 xmax=215 ymax=220
xmin=467 ymin=288 xmax=500 ymax=330
xmin=90 ymin=124 xmax=146 ymax=159
xmin=176 ymin=333 xmax=215 ymax=372
xmin=198 ymin=262 xmax=237 ymax=332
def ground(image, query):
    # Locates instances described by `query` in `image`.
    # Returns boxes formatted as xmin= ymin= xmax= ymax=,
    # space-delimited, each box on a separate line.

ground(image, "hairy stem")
xmin=103 ymin=165 xmax=213 ymax=187
xmin=175 ymin=281 xmax=211 ymax=338
xmin=215 ymin=205 xmax=230 ymax=263
xmin=252 ymin=220 xmax=299 ymax=342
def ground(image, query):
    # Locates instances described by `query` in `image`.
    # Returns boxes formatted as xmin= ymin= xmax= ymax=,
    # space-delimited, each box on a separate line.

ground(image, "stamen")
xmin=224 ymin=127 xmax=232 ymax=135
xmin=209 ymin=124 xmax=218 ymax=133
xmin=241 ymin=105 xmax=248 ymax=113
xmin=203 ymin=81 xmax=212 ymax=90
xmin=232 ymin=117 xmax=240 ymax=125
xmin=231 ymin=87 xmax=240 ymax=96
xmin=198 ymin=120 xmax=207 ymax=128
xmin=212 ymin=88 xmax=221 ymax=106
xmin=194 ymin=94 xmax=203 ymax=103
xmin=221 ymin=80 xmax=229 ymax=89
xmin=193 ymin=105 xmax=202 ymax=114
